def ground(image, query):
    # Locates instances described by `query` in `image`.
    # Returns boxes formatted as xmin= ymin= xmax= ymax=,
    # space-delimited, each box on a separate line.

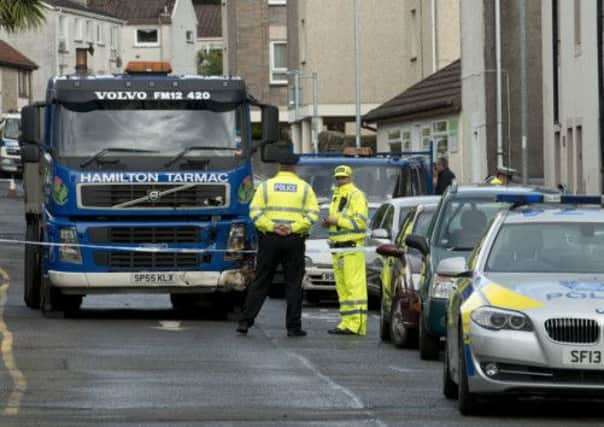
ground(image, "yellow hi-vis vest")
xmin=328 ymin=183 xmax=368 ymax=243
xmin=249 ymin=171 xmax=320 ymax=235
xmin=488 ymin=176 xmax=503 ymax=185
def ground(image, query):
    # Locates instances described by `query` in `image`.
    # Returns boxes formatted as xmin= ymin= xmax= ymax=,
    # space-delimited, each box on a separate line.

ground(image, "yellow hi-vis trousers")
xmin=333 ymin=251 xmax=367 ymax=335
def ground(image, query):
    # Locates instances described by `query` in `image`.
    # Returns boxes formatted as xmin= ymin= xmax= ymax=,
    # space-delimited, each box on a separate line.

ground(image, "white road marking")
xmin=0 ymin=268 xmax=26 ymax=415
xmin=152 ymin=320 xmax=187 ymax=331
xmin=287 ymin=351 xmax=365 ymax=409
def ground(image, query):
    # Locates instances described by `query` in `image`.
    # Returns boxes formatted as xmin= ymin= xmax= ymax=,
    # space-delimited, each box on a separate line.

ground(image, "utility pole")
xmin=353 ymin=0 xmax=361 ymax=148
xmin=520 ymin=0 xmax=528 ymax=184
xmin=495 ymin=0 xmax=503 ymax=168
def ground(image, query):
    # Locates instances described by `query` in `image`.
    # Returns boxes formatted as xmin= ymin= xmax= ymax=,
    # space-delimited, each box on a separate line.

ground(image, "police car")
xmin=442 ymin=193 xmax=604 ymax=414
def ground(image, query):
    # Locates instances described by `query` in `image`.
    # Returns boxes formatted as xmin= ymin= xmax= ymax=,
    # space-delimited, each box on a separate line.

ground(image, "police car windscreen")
xmin=433 ymin=199 xmax=507 ymax=251
xmin=297 ymin=165 xmax=400 ymax=202
xmin=56 ymin=101 xmax=244 ymax=157
xmin=486 ymin=222 xmax=604 ymax=273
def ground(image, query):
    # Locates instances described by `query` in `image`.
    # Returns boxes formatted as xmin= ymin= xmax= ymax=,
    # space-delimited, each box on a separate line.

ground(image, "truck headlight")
xmin=59 ymin=226 xmax=82 ymax=264
xmin=225 ymin=223 xmax=245 ymax=260
xmin=431 ymin=275 xmax=457 ymax=299
xmin=471 ymin=306 xmax=533 ymax=331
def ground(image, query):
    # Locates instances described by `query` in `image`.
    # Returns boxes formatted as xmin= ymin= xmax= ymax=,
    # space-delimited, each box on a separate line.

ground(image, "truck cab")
xmin=20 ymin=61 xmax=279 ymax=315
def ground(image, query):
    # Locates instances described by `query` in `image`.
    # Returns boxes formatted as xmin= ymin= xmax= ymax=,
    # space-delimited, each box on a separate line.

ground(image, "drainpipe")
xmin=431 ymin=0 xmax=437 ymax=72
xmin=598 ymin=0 xmax=604 ymax=192
xmin=495 ymin=0 xmax=503 ymax=168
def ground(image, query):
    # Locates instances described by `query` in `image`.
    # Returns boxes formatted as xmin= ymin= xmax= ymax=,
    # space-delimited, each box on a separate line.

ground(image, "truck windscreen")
xmin=56 ymin=101 xmax=244 ymax=160
xmin=296 ymin=165 xmax=401 ymax=203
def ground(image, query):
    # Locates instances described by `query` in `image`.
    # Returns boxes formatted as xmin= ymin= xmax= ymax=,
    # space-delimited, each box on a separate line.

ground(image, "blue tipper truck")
xmin=19 ymin=59 xmax=280 ymax=315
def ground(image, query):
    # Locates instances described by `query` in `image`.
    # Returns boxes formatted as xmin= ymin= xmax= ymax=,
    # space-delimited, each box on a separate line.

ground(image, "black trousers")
xmin=242 ymin=233 xmax=306 ymax=331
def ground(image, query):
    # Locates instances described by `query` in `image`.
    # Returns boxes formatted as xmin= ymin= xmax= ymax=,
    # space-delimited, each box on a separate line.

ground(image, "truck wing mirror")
xmin=21 ymin=144 xmax=40 ymax=163
xmin=261 ymin=104 xmax=279 ymax=144
xmin=20 ymin=105 xmax=42 ymax=145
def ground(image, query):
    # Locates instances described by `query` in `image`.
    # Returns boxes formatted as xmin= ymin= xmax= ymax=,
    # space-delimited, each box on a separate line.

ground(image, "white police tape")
xmin=0 ymin=237 xmax=377 ymax=254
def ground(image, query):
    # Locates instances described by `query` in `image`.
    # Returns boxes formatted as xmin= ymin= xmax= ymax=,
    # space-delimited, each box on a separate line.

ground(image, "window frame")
xmin=186 ymin=30 xmax=194 ymax=44
xmin=268 ymin=0 xmax=287 ymax=5
xmin=269 ymin=40 xmax=288 ymax=85
xmin=18 ymin=71 xmax=29 ymax=98
xmin=86 ymin=20 xmax=94 ymax=42
xmin=74 ymin=17 xmax=83 ymax=42
xmin=135 ymin=27 xmax=160 ymax=47
xmin=97 ymin=23 xmax=105 ymax=46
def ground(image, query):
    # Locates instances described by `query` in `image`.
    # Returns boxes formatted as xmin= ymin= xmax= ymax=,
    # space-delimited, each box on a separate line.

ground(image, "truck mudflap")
xmin=48 ymin=268 xmax=254 ymax=292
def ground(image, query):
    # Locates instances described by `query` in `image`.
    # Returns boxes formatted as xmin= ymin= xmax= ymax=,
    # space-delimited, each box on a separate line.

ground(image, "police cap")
xmin=334 ymin=165 xmax=353 ymax=178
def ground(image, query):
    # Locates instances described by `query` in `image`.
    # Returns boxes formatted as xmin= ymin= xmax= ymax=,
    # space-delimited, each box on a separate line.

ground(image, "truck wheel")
xmin=24 ymin=221 xmax=42 ymax=309
xmin=41 ymin=276 xmax=66 ymax=317
xmin=419 ymin=316 xmax=440 ymax=360
xmin=458 ymin=327 xmax=479 ymax=415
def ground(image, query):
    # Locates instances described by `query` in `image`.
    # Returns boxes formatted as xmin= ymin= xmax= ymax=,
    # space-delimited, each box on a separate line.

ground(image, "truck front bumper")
xmin=48 ymin=269 xmax=250 ymax=293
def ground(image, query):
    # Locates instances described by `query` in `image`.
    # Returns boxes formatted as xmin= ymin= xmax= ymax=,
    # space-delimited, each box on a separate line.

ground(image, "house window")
xmin=18 ymin=71 xmax=29 ymax=98
xmin=409 ymin=8 xmax=418 ymax=61
xmin=58 ymin=15 xmax=68 ymax=51
xmin=136 ymin=28 xmax=160 ymax=46
xmin=110 ymin=26 xmax=120 ymax=49
xmin=97 ymin=24 xmax=105 ymax=45
xmin=270 ymin=41 xmax=287 ymax=84
xmin=387 ymin=129 xmax=401 ymax=152
xmin=421 ymin=127 xmax=431 ymax=150
xmin=74 ymin=18 xmax=82 ymax=41
xmin=186 ymin=30 xmax=194 ymax=44
xmin=86 ymin=20 xmax=93 ymax=42
xmin=268 ymin=0 xmax=287 ymax=4
xmin=574 ymin=0 xmax=581 ymax=47
xmin=432 ymin=120 xmax=448 ymax=155
xmin=402 ymin=130 xmax=412 ymax=151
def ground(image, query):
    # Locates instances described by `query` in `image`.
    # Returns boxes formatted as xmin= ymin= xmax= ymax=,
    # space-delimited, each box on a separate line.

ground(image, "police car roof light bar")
xmin=495 ymin=193 xmax=544 ymax=205
xmin=559 ymin=195 xmax=604 ymax=205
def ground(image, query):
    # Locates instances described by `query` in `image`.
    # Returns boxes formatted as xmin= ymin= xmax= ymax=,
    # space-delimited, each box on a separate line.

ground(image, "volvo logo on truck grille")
xmin=77 ymin=183 xmax=229 ymax=210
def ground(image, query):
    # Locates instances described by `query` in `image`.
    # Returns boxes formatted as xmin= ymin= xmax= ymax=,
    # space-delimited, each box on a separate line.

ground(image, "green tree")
xmin=0 ymin=0 xmax=45 ymax=32
xmin=198 ymin=49 xmax=223 ymax=76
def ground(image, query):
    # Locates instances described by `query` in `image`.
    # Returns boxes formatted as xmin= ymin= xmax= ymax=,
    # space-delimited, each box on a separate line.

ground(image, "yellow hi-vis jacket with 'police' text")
xmin=328 ymin=183 xmax=368 ymax=243
xmin=249 ymin=171 xmax=320 ymax=235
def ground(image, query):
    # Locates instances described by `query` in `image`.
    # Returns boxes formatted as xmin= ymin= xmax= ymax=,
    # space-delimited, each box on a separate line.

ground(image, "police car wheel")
xmin=443 ymin=342 xmax=458 ymax=399
xmin=24 ymin=221 xmax=41 ymax=309
xmin=419 ymin=316 xmax=440 ymax=360
xmin=458 ymin=326 xmax=479 ymax=415
xmin=379 ymin=293 xmax=390 ymax=342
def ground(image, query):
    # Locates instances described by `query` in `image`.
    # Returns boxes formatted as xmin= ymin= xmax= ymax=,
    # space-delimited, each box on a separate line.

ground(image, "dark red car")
xmin=376 ymin=202 xmax=438 ymax=348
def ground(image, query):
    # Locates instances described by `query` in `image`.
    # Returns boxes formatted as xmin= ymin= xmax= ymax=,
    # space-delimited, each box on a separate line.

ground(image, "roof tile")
xmin=0 ymin=40 xmax=38 ymax=70
xmin=363 ymin=59 xmax=461 ymax=123
xmin=87 ymin=0 xmax=176 ymax=24
xmin=195 ymin=4 xmax=221 ymax=38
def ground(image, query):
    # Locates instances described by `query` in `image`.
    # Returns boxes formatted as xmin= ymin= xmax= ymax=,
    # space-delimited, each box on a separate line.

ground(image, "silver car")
xmin=442 ymin=194 xmax=604 ymax=414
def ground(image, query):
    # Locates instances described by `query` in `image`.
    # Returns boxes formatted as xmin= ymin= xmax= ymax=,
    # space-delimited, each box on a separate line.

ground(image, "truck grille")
xmin=79 ymin=183 xmax=227 ymax=209
xmin=88 ymin=226 xmax=200 ymax=244
xmin=544 ymin=318 xmax=600 ymax=344
xmin=94 ymin=252 xmax=201 ymax=268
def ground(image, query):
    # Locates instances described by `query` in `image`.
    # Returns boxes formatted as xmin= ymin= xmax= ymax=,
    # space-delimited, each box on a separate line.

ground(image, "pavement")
xmin=0 ymin=182 xmax=603 ymax=425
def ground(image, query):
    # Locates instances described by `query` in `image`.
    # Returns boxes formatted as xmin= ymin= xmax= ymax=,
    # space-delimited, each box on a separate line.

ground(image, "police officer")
xmin=322 ymin=165 xmax=369 ymax=336
xmin=487 ymin=166 xmax=516 ymax=185
xmin=237 ymin=149 xmax=319 ymax=337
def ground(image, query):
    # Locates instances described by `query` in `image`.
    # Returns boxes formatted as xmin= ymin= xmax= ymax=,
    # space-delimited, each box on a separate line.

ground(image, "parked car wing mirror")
xmin=436 ymin=257 xmax=469 ymax=277
xmin=376 ymin=243 xmax=403 ymax=258
xmin=370 ymin=228 xmax=390 ymax=239
xmin=405 ymin=234 xmax=429 ymax=257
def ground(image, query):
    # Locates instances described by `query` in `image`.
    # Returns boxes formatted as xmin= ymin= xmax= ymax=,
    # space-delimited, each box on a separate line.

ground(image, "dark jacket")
xmin=435 ymin=168 xmax=455 ymax=195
